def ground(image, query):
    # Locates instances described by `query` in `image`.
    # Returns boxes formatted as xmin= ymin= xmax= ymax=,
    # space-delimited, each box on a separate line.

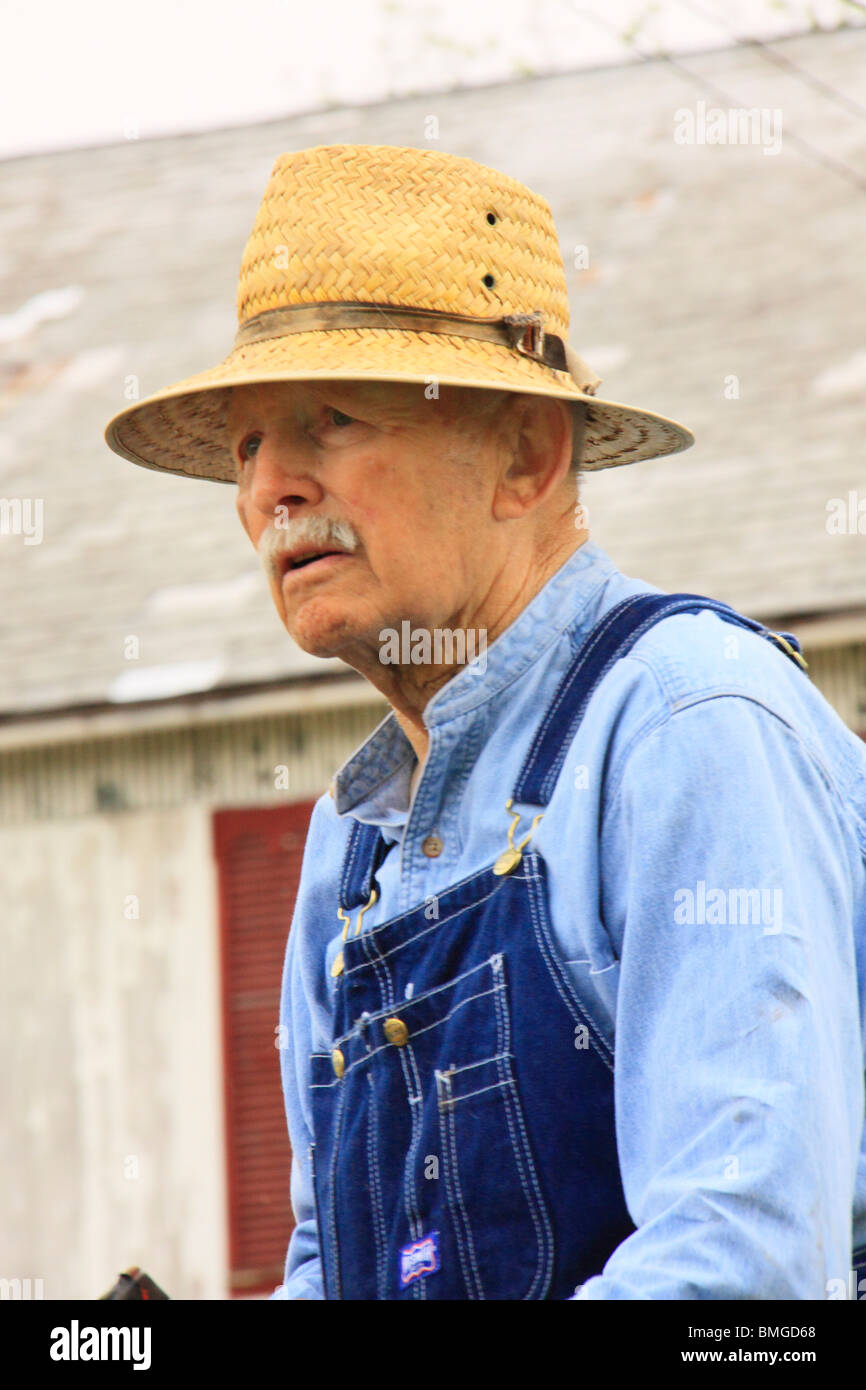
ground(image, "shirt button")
xmin=383 ymin=1017 xmax=410 ymax=1047
xmin=421 ymin=834 xmax=443 ymax=858
xmin=332 ymin=1047 xmax=345 ymax=1078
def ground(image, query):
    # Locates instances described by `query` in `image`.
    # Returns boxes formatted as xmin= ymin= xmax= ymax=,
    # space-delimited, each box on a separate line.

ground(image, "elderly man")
xmin=106 ymin=144 xmax=866 ymax=1301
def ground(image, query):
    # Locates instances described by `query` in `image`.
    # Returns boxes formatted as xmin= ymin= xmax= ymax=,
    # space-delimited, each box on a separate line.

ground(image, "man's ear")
xmin=492 ymin=394 xmax=573 ymax=519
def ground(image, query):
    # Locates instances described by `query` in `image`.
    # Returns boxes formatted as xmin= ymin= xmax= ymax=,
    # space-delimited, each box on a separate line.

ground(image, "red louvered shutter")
xmin=213 ymin=801 xmax=316 ymax=1296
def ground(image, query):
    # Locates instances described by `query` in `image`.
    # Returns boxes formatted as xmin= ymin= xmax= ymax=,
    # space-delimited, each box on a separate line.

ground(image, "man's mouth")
xmin=279 ymin=548 xmax=353 ymax=580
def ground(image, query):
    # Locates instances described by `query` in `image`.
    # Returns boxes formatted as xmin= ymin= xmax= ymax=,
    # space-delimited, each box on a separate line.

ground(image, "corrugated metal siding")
xmin=804 ymin=644 xmax=866 ymax=738
xmin=0 ymin=646 xmax=863 ymax=827
xmin=0 ymin=700 xmax=387 ymax=824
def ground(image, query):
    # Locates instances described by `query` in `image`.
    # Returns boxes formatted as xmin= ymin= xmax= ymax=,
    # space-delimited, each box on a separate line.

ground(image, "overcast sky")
xmin=0 ymin=0 xmax=862 ymax=159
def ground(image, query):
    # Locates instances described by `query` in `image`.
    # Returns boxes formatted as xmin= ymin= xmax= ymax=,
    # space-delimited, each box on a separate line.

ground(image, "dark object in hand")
xmin=99 ymin=1265 xmax=170 ymax=1300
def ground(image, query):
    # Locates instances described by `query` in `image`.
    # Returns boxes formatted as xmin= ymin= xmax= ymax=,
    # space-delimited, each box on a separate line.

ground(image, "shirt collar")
xmin=331 ymin=539 xmax=618 ymax=822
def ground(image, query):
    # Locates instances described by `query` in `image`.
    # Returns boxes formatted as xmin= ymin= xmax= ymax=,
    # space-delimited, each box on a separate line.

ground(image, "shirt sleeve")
xmin=574 ymin=693 xmax=864 ymax=1300
xmin=269 ymin=1145 xmax=324 ymax=1301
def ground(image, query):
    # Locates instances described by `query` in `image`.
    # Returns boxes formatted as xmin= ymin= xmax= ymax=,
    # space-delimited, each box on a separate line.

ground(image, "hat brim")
xmin=104 ymin=327 xmax=694 ymax=482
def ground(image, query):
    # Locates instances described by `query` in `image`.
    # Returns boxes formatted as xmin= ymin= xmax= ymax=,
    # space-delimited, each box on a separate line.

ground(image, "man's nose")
xmin=245 ymin=435 xmax=324 ymax=518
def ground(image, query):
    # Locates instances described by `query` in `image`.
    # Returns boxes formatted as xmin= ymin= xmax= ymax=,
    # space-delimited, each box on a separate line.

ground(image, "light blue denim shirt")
xmin=271 ymin=539 xmax=866 ymax=1300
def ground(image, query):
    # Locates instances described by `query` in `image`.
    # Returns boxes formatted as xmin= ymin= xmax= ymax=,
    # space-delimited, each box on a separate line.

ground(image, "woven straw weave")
xmin=104 ymin=144 xmax=693 ymax=481
xmin=237 ymin=146 xmax=570 ymax=334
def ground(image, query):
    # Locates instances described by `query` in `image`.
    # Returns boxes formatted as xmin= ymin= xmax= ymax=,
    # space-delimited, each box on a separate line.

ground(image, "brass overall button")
xmin=331 ymin=1047 xmax=346 ymax=1078
xmin=421 ymin=834 xmax=443 ymax=858
xmin=383 ymin=1017 xmax=409 ymax=1047
xmin=493 ymin=847 xmax=522 ymax=876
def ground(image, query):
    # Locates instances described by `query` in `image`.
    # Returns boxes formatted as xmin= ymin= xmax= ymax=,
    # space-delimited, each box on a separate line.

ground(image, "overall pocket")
xmin=435 ymin=1053 xmax=554 ymax=1299
xmin=313 ymin=948 xmax=557 ymax=1298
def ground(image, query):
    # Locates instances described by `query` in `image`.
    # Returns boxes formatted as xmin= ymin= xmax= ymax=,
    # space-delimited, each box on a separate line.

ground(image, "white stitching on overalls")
xmin=492 ymin=958 xmax=553 ymax=1299
xmin=442 ymin=1077 xmax=515 ymax=1105
xmin=437 ymin=1051 xmax=510 ymax=1079
xmin=326 ymin=1078 xmax=347 ymax=1300
xmin=436 ymin=1071 xmax=478 ymax=1297
xmin=324 ymin=982 xmax=505 ymax=1083
xmin=340 ymin=822 xmax=364 ymax=904
xmin=340 ymin=953 xmax=496 ymax=1018
xmin=365 ymin=1072 xmax=389 ymax=1299
xmin=523 ymin=859 xmax=614 ymax=1072
xmin=342 ymin=877 xmax=508 ymax=971
xmin=405 ymin=983 xmax=503 ymax=1041
xmin=437 ymin=1069 xmax=485 ymax=1298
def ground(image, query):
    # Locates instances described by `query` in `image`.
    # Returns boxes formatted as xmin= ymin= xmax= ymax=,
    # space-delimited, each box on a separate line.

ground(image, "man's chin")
xmin=276 ymin=581 xmax=392 ymax=667
xmin=282 ymin=620 xmax=337 ymax=659
xmin=281 ymin=604 xmax=362 ymax=662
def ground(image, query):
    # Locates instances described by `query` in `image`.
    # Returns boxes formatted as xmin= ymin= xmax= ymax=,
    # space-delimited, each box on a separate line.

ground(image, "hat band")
xmin=233 ymin=301 xmax=568 ymax=372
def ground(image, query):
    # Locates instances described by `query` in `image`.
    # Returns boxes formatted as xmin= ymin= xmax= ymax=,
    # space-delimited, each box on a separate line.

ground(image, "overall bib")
xmin=309 ymin=593 xmax=811 ymax=1299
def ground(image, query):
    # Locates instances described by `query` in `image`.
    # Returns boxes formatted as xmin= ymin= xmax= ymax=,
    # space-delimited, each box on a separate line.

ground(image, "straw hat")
xmin=104 ymin=144 xmax=694 ymax=482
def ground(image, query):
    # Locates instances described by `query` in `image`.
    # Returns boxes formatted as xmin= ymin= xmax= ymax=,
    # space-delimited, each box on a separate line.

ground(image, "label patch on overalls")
xmin=399 ymin=1232 xmax=441 ymax=1287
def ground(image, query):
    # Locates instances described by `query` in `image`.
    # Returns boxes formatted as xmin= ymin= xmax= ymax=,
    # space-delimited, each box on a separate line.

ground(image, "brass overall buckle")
xmin=331 ymin=889 xmax=378 ymax=978
xmin=493 ymin=798 xmax=544 ymax=876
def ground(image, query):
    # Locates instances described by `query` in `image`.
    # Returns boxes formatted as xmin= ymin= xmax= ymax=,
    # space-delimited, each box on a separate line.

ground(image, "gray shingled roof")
xmin=1 ymin=27 xmax=864 ymax=717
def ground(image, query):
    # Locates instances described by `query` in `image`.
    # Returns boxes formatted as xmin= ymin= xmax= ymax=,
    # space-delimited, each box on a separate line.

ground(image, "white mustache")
xmin=258 ymin=515 xmax=360 ymax=584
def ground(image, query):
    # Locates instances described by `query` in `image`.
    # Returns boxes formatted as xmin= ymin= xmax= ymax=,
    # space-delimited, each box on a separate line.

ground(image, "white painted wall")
xmin=1 ymin=804 xmax=226 ymax=1299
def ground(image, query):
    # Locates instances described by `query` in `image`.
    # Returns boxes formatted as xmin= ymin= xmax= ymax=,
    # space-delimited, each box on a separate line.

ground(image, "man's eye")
xmin=325 ymin=408 xmax=356 ymax=428
xmin=238 ymin=432 xmax=262 ymax=462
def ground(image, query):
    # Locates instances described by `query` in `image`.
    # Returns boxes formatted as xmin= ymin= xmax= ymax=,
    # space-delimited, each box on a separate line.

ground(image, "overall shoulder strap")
xmin=339 ymin=819 xmax=391 ymax=912
xmin=338 ymin=591 xmax=807 ymax=901
xmin=512 ymin=591 xmax=808 ymax=808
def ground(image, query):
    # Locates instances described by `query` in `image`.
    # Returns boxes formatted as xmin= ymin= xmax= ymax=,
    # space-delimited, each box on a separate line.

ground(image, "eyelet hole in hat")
xmin=486 ymin=212 xmax=497 ymax=225
xmin=482 ymin=273 xmax=495 ymax=288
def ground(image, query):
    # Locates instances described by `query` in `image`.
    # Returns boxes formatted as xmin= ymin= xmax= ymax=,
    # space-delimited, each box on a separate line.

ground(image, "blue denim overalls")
xmin=309 ymin=593 xmax=811 ymax=1299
